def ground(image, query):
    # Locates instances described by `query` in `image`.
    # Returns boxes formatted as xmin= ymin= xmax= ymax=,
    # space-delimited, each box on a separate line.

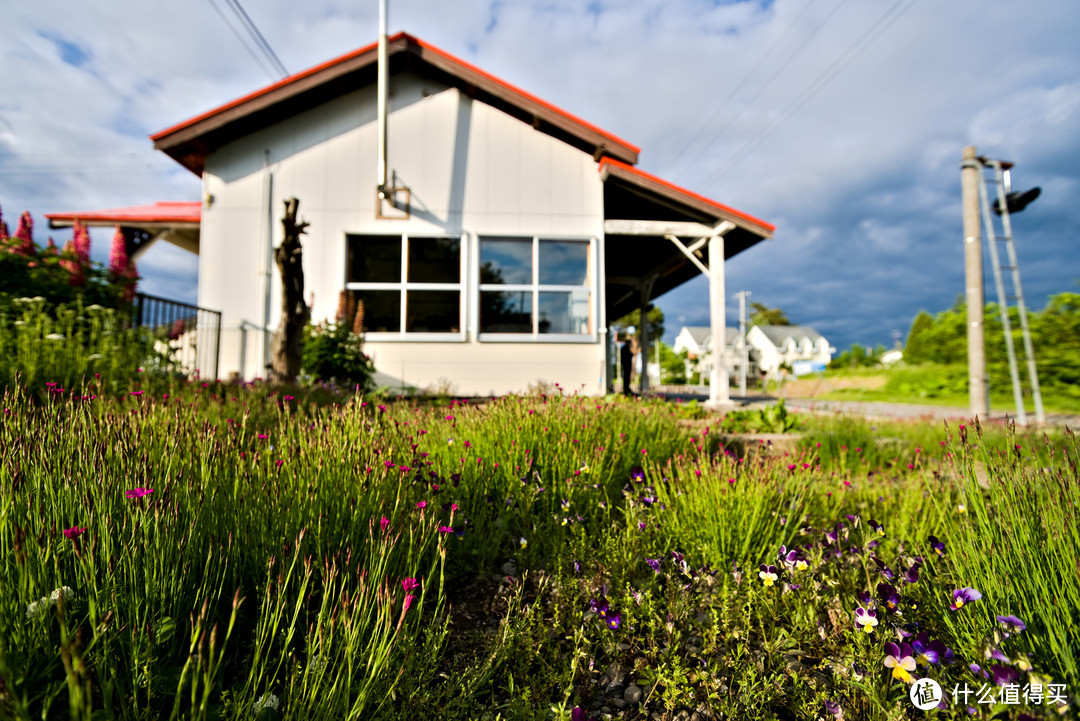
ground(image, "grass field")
xmin=1 ymin=381 xmax=1077 ymax=720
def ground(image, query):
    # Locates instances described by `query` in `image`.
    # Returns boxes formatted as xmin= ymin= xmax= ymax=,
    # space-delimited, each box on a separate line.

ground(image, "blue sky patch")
xmin=38 ymin=31 xmax=91 ymax=69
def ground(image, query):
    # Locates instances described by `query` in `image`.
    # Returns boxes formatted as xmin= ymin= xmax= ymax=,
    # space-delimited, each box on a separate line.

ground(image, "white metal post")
xmin=707 ymin=232 xmax=729 ymax=406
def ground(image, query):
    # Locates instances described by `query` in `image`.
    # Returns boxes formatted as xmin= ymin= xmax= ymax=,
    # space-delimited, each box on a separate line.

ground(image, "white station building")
xmin=50 ymin=32 xmax=775 ymax=399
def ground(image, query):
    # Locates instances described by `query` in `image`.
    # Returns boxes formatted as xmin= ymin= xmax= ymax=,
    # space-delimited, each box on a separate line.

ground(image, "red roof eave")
xmin=599 ymin=157 xmax=775 ymax=237
xmin=46 ymin=201 xmax=202 ymax=228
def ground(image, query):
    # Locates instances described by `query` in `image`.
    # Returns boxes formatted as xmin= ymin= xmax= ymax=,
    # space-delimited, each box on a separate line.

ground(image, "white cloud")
xmin=2 ymin=0 xmax=1077 ymax=351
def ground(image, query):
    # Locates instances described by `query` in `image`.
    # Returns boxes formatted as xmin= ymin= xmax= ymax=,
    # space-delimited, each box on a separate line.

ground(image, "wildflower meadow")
xmin=1 ymin=373 xmax=1077 ymax=720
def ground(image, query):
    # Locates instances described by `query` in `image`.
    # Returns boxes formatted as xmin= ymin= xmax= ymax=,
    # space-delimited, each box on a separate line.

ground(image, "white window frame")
xmin=344 ymin=233 xmax=467 ymax=342
xmin=476 ymin=235 xmax=598 ymax=343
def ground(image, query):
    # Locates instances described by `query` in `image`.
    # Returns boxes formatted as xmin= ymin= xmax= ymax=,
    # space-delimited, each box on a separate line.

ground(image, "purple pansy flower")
xmin=990 ymin=664 xmax=1021 ymax=686
xmin=824 ymin=699 xmax=843 ymax=719
xmin=877 ymin=583 xmax=901 ymax=613
xmin=949 ymin=587 xmax=982 ymax=611
xmin=883 ymin=642 xmax=917 ymax=683
xmin=854 ymin=607 xmax=878 ymax=634
xmin=928 ymin=535 xmax=946 ymax=557
xmin=758 ymin=564 xmax=779 ymax=587
xmin=996 ymin=615 xmax=1026 ymax=634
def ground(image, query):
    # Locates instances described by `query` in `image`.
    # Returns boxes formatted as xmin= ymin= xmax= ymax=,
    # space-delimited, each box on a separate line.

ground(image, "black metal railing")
xmin=132 ymin=293 xmax=222 ymax=380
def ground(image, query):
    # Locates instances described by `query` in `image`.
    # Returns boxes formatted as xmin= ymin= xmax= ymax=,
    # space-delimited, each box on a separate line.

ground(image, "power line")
xmin=664 ymin=0 xmax=832 ymax=174
xmin=221 ymin=0 xmax=289 ymax=79
xmin=204 ymin=0 xmax=278 ymax=82
xmin=700 ymin=0 xmax=920 ymax=189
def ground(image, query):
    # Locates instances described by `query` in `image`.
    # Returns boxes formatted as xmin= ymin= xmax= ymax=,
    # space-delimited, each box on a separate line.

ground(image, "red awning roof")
xmin=598 ymin=157 xmax=775 ymax=238
xmin=152 ymin=32 xmax=640 ymax=176
xmin=46 ymin=201 xmax=202 ymax=229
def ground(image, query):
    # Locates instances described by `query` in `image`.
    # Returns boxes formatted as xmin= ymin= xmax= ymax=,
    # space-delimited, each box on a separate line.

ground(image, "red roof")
xmin=598 ymin=157 xmax=775 ymax=238
xmin=46 ymin=201 xmax=202 ymax=229
xmin=152 ymin=32 xmax=640 ymax=175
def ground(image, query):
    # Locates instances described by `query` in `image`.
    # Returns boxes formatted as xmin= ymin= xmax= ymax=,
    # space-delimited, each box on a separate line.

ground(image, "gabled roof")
xmin=752 ymin=325 xmax=825 ymax=348
xmin=151 ymin=32 xmax=640 ymax=176
xmin=677 ymin=326 xmax=741 ymax=350
xmin=46 ymin=201 xmax=202 ymax=229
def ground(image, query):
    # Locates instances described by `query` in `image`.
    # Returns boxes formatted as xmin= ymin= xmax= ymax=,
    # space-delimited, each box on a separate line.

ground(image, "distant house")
xmin=746 ymin=325 xmax=834 ymax=376
xmin=50 ymin=32 xmax=775 ymax=396
xmin=672 ymin=325 xmax=749 ymax=381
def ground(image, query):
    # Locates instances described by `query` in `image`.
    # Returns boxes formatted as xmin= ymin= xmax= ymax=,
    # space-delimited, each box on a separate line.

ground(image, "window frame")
xmin=344 ymin=232 xmax=467 ymax=342
xmin=475 ymin=234 xmax=598 ymax=344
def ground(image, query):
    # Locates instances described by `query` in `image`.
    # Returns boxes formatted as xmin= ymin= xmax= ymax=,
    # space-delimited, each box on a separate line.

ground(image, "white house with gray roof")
xmin=746 ymin=325 xmax=834 ymax=376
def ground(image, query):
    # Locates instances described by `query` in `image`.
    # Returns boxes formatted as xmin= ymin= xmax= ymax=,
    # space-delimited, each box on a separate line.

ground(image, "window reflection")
xmin=538 ymin=240 xmax=588 ymax=286
xmin=480 ymin=239 xmax=532 ymax=285
xmin=480 ymin=290 xmax=532 ymax=333
xmin=538 ymin=290 xmax=590 ymax=334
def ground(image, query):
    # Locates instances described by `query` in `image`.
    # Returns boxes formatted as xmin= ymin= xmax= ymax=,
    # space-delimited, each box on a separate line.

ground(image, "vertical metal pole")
xmin=639 ymin=280 xmax=651 ymax=393
xmin=961 ymin=146 xmax=988 ymax=419
xmin=377 ymin=0 xmax=390 ymax=200
xmin=707 ymin=232 xmax=729 ymax=406
xmin=735 ymin=290 xmax=750 ymax=396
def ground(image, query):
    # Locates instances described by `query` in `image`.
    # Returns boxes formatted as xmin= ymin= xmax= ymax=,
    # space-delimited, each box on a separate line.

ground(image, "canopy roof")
xmin=46 ymin=201 xmax=202 ymax=230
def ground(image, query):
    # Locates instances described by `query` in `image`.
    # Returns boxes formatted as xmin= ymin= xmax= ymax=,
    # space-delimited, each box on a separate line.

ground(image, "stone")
xmin=612 ymin=698 xmax=627 ymax=709
xmin=624 ymin=684 xmax=643 ymax=704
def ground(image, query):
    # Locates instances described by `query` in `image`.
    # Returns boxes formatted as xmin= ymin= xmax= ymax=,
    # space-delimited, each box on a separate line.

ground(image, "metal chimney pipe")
xmin=376 ymin=0 xmax=390 ymax=203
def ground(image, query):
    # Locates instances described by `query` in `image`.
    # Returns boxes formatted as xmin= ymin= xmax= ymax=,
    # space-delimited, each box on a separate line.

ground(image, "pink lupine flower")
xmin=11 ymin=211 xmax=34 ymax=255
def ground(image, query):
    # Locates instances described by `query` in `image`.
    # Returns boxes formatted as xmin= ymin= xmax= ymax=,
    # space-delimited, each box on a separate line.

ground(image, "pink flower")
xmin=403 ymin=593 xmax=416 ymax=612
xmin=401 ymin=578 xmax=420 ymax=593
xmin=124 ymin=488 xmax=154 ymax=499
xmin=380 ymin=516 xmax=391 ymax=532
xmin=63 ymin=526 xmax=86 ymax=540
xmin=438 ymin=526 xmax=453 ymax=534
xmin=416 ymin=500 xmax=428 ymax=510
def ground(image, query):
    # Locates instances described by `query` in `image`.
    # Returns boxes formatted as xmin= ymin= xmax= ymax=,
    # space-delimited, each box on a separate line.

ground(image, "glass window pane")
xmin=408 ymin=237 xmax=460 ymax=283
xmin=538 ymin=290 xmax=590 ymax=334
xmin=480 ymin=290 xmax=533 ymax=333
xmin=480 ymin=238 xmax=532 ymax=285
xmin=353 ymin=290 xmax=401 ymax=333
xmin=347 ymin=235 xmax=401 ymax=282
xmin=406 ymin=291 xmax=461 ymax=333
xmin=539 ymin=240 xmax=588 ymax=286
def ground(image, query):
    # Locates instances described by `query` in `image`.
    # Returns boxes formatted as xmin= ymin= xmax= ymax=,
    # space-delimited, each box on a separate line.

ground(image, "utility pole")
xmin=735 ymin=290 xmax=751 ymax=396
xmin=961 ymin=146 xmax=989 ymax=419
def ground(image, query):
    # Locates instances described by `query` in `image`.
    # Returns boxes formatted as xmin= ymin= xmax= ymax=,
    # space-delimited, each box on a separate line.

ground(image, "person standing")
xmin=621 ymin=327 xmax=637 ymax=395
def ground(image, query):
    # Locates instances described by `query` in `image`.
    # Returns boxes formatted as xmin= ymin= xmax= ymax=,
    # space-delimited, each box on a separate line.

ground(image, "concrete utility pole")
xmin=961 ymin=146 xmax=989 ymax=419
xmin=707 ymin=232 xmax=730 ymax=406
xmin=735 ymin=290 xmax=751 ymax=396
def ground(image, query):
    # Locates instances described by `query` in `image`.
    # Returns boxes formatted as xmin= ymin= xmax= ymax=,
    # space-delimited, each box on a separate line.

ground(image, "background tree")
xmin=749 ymin=302 xmax=790 ymax=327
xmin=614 ymin=305 xmax=664 ymax=343
xmin=903 ymin=310 xmax=935 ymax=364
xmin=270 ymin=198 xmax=311 ymax=383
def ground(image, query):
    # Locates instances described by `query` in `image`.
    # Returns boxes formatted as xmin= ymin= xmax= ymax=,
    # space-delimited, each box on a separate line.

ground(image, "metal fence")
xmin=132 ymin=293 xmax=222 ymax=380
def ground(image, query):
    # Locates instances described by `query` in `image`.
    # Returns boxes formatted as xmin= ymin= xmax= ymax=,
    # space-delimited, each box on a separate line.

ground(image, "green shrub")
xmin=300 ymin=322 xmax=376 ymax=390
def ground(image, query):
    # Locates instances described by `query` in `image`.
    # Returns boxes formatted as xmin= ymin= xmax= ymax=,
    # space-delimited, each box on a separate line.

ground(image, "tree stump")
xmin=270 ymin=197 xmax=310 ymax=383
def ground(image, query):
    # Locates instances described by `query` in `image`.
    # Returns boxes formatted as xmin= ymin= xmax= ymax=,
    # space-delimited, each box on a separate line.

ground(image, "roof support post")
xmin=639 ymin=275 xmax=655 ymax=394
xmin=706 ymin=231 xmax=731 ymax=408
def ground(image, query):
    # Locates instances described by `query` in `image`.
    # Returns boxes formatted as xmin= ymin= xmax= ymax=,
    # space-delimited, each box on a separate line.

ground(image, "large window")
xmin=345 ymin=234 xmax=463 ymax=337
xmin=478 ymin=236 xmax=592 ymax=338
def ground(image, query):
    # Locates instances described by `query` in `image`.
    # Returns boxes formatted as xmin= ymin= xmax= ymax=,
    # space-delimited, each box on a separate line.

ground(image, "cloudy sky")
xmin=2 ymin=0 xmax=1078 ymax=351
